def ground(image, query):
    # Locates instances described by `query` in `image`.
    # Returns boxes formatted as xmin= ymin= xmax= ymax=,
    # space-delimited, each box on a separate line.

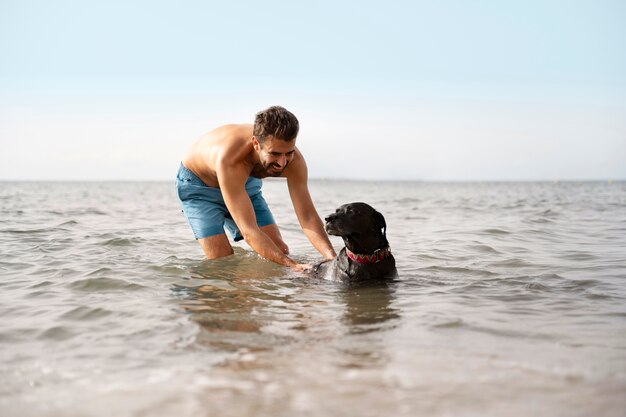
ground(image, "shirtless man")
xmin=176 ymin=106 xmax=336 ymax=271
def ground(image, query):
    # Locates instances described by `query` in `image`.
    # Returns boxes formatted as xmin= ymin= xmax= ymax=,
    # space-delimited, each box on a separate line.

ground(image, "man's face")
xmin=253 ymin=136 xmax=296 ymax=177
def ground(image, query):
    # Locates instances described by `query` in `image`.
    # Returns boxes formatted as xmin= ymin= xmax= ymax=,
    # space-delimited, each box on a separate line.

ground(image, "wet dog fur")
xmin=314 ymin=202 xmax=396 ymax=282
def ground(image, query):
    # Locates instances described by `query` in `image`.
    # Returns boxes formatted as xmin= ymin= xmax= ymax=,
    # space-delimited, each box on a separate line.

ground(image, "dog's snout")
xmin=325 ymin=213 xmax=336 ymax=222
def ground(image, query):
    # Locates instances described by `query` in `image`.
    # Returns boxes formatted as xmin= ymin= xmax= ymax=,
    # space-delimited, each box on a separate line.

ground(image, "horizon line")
xmin=0 ymin=178 xmax=623 ymax=183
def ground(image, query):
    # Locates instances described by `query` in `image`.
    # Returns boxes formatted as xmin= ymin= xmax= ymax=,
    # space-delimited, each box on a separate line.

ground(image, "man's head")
xmin=253 ymin=106 xmax=299 ymax=143
xmin=252 ymin=106 xmax=299 ymax=177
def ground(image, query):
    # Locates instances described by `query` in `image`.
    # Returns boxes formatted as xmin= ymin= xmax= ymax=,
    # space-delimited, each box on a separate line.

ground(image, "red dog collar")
xmin=346 ymin=247 xmax=392 ymax=264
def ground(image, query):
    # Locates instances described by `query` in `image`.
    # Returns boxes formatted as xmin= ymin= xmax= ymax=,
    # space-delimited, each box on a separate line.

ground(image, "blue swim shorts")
xmin=175 ymin=163 xmax=276 ymax=241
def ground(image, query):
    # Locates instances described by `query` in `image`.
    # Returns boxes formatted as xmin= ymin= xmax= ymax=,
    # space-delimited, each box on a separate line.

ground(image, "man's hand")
xmin=291 ymin=263 xmax=314 ymax=273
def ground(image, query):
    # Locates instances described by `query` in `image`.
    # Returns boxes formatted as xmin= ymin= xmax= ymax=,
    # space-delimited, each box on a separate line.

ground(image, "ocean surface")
xmin=1 ymin=179 xmax=625 ymax=417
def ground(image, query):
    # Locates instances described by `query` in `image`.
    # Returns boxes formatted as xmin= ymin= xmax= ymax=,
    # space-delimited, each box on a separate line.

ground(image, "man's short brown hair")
xmin=253 ymin=106 xmax=299 ymax=142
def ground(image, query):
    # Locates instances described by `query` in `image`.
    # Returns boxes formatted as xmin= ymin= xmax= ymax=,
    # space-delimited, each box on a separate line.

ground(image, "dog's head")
xmin=325 ymin=202 xmax=387 ymax=240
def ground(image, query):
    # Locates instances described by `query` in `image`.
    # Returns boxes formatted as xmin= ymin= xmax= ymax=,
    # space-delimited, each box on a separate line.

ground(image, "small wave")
xmin=1 ymin=221 xmax=77 ymax=234
xmin=102 ymin=237 xmax=145 ymax=247
xmin=526 ymin=217 xmax=555 ymax=224
xmin=584 ymin=292 xmax=612 ymax=300
xmin=471 ymin=244 xmax=501 ymax=254
xmin=393 ymin=197 xmax=421 ymax=205
xmin=148 ymin=264 xmax=189 ymax=277
xmin=503 ymin=273 xmax=564 ymax=289
xmin=76 ymin=208 xmax=109 ymax=216
xmin=489 ymin=258 xmax=533 ymax=268
xmin=565 ymin=279 xmax=600 ymax=289
xmin=35 ymin=239 xmax=76 ymax=253
xmin=1 ymin=227 xmax=54 ymax=235
xmin=524 ymin=228 xmax=557 ymax=237
xmin=465 ymin=323 xmax=560 ymax=341
xmin=60 ymin=305 xmax=113 ymax=320
xmin=58 ymin=220 xmax=78 ymax=227
xmin=417 ymin=265 xmax=496 ymax=277
xmin=87 ymin=267 xmax=114 ymax=276
xmin=409 ymin=253 xmax=448 ymax=261
xmin=429 ymin=317 xmax=561 ymax=341
xmin=452 ymin=281 xmax=493 ymax=292
xmin=480 ymin=228 xmax=511 ymax=235
xmin=68 ymin=277 xmax=145 ymax=291
xmin=28 ymin=280 xmax=55 ymax=289
xmin=602 ymin=311 xmax=626 ymax=318
xmin=29 ymin=289 xmax=58 ymax=298
xmin=38 ymin=326 xmax=76 ymax=341
xmin=561 ymin=279 xmax=603 ymax=294
xmin=525 ymin=282 xmax=550 ymax=291
xmin=558 ymin=251 xmax=597 ymax=261
xmin=46 ymin=209 xmax=106 ymax=216
xmin=83 ymin=209 xmax=107 ymax=215
xmin=537 ymin=209 xmax=560 ymax=218
xmin=431 ymin=318 xmax=464 ymax=329
xmin=0 ymin=261 xmax=36 ymax=271
xmin=0 ymin=328 xmax=38 ymax=342
xmin=506 ymin=246 xmax=531 ymax=254
xmin=454 ymin=274 xmax=561 ymax=294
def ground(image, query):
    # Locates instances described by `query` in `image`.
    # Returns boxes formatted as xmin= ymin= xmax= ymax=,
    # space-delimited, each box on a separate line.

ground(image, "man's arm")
xmin=286 ymin=152 xmax=337 ymax=260
xmin=217 ymin=160 xmax=307 ymax=270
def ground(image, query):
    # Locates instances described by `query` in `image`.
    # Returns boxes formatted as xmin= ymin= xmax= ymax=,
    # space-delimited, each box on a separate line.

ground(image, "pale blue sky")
xmin=1 ymin=0 xmax=624 ymax=180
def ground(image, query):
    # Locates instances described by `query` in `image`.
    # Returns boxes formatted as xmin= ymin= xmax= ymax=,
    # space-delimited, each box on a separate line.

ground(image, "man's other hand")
xmin=291 ymin=263 xmax=314 ymax=273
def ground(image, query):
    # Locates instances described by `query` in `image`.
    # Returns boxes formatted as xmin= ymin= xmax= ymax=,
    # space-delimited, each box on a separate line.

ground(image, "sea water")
xmin=0 ymin=180 xmax=625 ymax=416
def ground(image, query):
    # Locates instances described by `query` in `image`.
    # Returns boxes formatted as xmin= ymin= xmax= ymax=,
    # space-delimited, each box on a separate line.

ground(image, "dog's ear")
xmin=373 ymin=210 xmax=386 ymax=237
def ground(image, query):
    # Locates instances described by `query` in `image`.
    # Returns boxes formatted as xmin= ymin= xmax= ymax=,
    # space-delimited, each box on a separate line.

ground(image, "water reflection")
xmin=339 ymin=281 xmax=400 ymax=332
xmin=172 ymin=251 xmax=290 ymax=352
xmin=172 ymin=253 xmax=401 ymax=349
xmin=334 ymin=281 xmax=401 ymax=369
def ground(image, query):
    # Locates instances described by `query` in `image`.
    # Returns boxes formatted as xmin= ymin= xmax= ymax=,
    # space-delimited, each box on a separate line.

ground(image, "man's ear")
xmin=252 ymin=136 xmax=261 ymax=152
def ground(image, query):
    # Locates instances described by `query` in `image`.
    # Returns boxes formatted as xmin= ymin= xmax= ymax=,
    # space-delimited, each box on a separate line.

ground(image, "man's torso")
xmin=181 ymin=123 xmax=303 ymax=189
xmin=181 ymin=124 xmax=254 ymax=188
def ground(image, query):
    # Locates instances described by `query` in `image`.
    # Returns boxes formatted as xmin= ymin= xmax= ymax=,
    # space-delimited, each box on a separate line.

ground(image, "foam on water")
xmin=0 ymin=180 xmax=625 ymax=417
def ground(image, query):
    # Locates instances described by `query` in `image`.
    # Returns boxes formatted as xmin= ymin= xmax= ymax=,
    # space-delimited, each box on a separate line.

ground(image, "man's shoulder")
xmin=213 ymin=126 xmax=253 ymax=158
xmin=204 ymin=124 xmax=251 ymax=145
xmin=292 ymin=147 xmax=308 ymax=168
xmin=282 ymin=147 xmax=308 ymax=180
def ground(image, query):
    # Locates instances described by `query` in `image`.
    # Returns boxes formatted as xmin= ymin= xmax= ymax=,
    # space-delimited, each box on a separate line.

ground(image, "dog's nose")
xmin=325 ymin=214 xmax=336 ymax=222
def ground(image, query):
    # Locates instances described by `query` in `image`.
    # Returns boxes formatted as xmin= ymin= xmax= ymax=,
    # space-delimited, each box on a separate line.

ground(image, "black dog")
xmin=315 ymin=202 xmax=396 ymax=282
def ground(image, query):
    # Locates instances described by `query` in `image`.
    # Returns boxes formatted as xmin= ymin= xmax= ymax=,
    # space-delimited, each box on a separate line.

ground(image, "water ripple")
xmin=101 ymin=237 xmax=145 ymax=246
xmin=416 ymin=265 xmax=497 ymax=277
xmin=60 ymin=306 xmax=113 ymax=321
xmin=67 ymin=277 xmax=145 ymax=291
xmin=37 ymin=326 xmax=76 ymax=341
xmin=479 ymin=228 xmax=511 ymax=235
